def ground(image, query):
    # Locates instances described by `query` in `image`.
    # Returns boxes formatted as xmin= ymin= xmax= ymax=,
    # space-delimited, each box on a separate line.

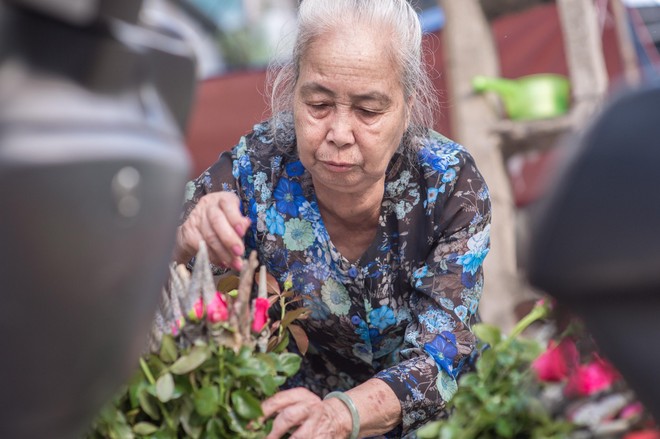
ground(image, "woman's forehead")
xmin=298 ymin=29 xmax=403 ymax=92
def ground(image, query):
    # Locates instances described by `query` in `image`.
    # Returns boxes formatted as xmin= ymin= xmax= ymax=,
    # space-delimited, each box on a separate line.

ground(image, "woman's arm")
xmin=345 ymin=378 xmax=402 ymax=436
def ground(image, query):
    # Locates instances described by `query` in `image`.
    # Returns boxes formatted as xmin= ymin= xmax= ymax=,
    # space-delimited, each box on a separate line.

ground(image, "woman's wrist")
xmin=323 ymin=394 xmax=358 ymax=439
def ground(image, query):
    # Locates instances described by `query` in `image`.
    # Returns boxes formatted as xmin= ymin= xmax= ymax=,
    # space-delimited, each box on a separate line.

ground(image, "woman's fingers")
xmin=207 ymin=195 xmax=250 ymax=270
xmin=262 ymin=388 xmax=319 ymax=419
xmin=201 ymin=210 xmax=237 ymax=267
xmin=265 ymin=402 xmax=314 ymax=439
xmin=263 ymin=393 xmax=350 ymax=439
xmin=261 ymin=388 xmax=322 ymax=439
xmin=175 ymin=192 xmax=250 ymax=266
xmin=217 ymin=192 xmax=251 ymax=237
xmin=173 ymin=217 xmax=203 ymax=264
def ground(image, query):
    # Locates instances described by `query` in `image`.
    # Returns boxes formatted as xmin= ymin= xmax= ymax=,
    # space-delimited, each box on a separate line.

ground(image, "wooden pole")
xmin=611 ymin=0 xmax=641 ymax=85
xmin=439 ymin=0 xmax=522 ymax=334
xmin=556 ymin=0 xmax=610 ymax=123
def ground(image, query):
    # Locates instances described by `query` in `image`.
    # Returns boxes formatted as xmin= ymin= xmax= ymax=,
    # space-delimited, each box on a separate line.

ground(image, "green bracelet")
xmin=324 ymin=391 xmax=360 ymax=439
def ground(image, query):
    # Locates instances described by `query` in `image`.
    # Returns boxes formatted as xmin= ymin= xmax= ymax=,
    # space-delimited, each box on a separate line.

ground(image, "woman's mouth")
xmin=321 ymin=161 xmax=354 ymax=172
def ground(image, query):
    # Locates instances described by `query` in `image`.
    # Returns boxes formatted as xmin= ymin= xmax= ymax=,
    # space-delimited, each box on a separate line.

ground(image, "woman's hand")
xmin=261 ymin=388 xmax=353 ymax=439
xmin=174 ymin=192 xmax=251 ymax=269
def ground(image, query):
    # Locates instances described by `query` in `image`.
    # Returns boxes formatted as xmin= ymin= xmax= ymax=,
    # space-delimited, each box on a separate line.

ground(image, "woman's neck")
xmin=313 ymin=179 xmax=384 ymax=263
xmin=314 ymin=179 xmax=384 ymax=229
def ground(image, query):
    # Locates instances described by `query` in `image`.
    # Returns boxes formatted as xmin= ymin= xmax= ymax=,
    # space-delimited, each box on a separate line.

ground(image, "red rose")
xmin=566 ymin=355 xmax=619 ymax=396
xmin=623 ymin=430 xmax=660 ymax=439
xmin=251 ymin=297 xmax=270 ymax=333
xmin=207 ymin=292 xmax=229 ymax=323
xmin=187 ymin=297 xmax=205 ymax=321
xmin=532 ymin=338 xmax=579 ymax=382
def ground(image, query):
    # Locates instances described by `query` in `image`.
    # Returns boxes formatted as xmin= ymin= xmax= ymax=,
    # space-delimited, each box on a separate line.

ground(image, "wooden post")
xmin=557 ymin=0 xmax=610 ymax=123
xmin=439 ymin=0 xmax=522 ymax=334
xmin=611 ymin=0 xmax=641 ymax=85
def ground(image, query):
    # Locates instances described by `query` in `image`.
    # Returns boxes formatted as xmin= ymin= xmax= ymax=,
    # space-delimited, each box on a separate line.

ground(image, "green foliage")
xmin=417 ymin=302 xmax=575 ymax=439
xmin=88 ymin=336 xmax=300 ymax=439
xmin=88 ymin=266 xmax=306 ymax=439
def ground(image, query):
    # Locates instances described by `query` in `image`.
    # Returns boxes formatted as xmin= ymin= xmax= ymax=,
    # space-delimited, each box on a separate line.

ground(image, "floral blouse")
xmin=182 ymin=119 xmax=491 ymax=437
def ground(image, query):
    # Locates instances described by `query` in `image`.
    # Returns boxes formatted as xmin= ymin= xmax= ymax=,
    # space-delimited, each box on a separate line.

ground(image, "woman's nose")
xmin=326 ymin=108 xmax=355 ymax=148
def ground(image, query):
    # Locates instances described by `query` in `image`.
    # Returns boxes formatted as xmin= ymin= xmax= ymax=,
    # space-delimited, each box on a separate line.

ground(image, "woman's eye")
xmin=307 ymin=103 xmax=331 ymax=116
xmin=358 ymin=108 xmax=379 ymax=119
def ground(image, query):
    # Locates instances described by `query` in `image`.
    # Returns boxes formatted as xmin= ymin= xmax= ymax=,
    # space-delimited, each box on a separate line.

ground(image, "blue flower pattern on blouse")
xmin=423 ymin=331 xmax=458 ymax=377
xmin=182 ymin=120 xmax=491 ymax=437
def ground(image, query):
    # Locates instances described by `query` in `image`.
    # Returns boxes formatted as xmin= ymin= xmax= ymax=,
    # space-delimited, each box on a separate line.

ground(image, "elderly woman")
xmin=174 ymin=0 xmax=491 ymax=437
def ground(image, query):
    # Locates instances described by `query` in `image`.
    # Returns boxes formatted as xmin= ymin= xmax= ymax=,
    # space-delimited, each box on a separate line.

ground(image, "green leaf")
xmin=473 ymin=323 xmax=502 ymax=347
xmin=253 ymin=374 xmax=279 ymax=396
xmin=180 ymin=399 xmax=203 ymax=438
xmin=223 ymin=407 xmax=249 ymax=435
xmin=170 ymin=345 xmax=209 ymax=375
xmin=517 ymin=339 xmax=544 ymax=362
xmin=495 ymin=417 xmax=515 ymax=438
xmin=270 ymin=331 xmax=290 ymax=353
xmin=155 ymin=373 xmax=175 ymax=402
xmin=476 ymin=348 xmax=497 ymax=380
xmin=254 ymin=353 xmax=277 ymax=373
xmin=132 ymin=422 xmax=158 ymax=435
xmin=193 ymin=386 xmax=220 ymax=417
xmin=237 ymin=356 xmax=270 ymax=377
xmin=159 ymin=335 xmax=178 ymax=363
xmin=112 ymin=422 xmax=135 ymax=439
xmin=231 ymin=389 xmax=263 ymax=420
xmin=276 ymin=352 xmax=302 ymax=376
xmin=137 ymin=389 xmax=160 ymax=420
xmin=129 ymin=380 xmax=148 ymax=409
xmin=416 ymin=420 xmax=442 ymax=438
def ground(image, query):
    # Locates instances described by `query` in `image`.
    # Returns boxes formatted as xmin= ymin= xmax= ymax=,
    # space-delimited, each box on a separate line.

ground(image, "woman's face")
xmin=293 ymin=27 xmax=410 ymax=196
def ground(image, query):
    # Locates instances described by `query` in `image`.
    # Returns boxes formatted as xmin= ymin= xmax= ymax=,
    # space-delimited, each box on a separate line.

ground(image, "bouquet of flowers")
xmin=417 ymin=300 xmax=658 ymax=439
xmin=88 ymin=243 xmax=308 ymax=439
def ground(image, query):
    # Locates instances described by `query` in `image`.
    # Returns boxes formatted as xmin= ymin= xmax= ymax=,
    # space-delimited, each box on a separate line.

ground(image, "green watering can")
xmin=473 ymin=73 xmax=571 ymax=121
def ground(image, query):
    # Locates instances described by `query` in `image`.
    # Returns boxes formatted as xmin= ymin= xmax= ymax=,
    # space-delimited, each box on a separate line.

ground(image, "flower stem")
xmin=139 ymin=358 xmax=156 ymax=385
xmin=278 ymin=295 xmax=287 ymax=338
xmin=509 ymin=302 xmax=549 ymax=339
xmin=219 ymin=345 xmax=225 ymax=402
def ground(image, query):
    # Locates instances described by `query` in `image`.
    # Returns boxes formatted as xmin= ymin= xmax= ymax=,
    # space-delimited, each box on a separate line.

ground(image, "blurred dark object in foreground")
xmin=527 ymin=77 xmax=660 ymax=421
xmin=0 ymin=0 xmax=195 ymax=437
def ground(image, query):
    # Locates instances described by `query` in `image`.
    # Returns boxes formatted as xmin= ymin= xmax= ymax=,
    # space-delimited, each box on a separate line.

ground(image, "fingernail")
xmin=232 ymin=258 xmax=243 ymax=271
xmin=235 ymin=224 xmax=244 ymax=236
xmin=232 ymin=244 xmax=243 ymax=256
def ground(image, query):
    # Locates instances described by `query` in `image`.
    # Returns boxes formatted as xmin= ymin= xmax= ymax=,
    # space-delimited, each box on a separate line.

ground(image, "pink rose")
xmin=207 ymin=292 xmax=229 ymax=323
xmin=566 ymin=355 xmax=619 ymax=396
xmin=188 ymin=297 xmax=204 ymax=321
xmin=251 ymin=297 xmax=270 ymax=333
xmin=171 ymin=317 xmax=184 ymax=336
xmin=623 ymin=431 xmax=660 ymax=439
xmin=532 ymin=338 xmax=579 ymax=382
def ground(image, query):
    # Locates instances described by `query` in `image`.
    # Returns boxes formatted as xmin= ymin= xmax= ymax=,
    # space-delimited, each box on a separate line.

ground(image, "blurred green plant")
xmin=87 ymin=248 xmax=307 ymax=439
xmin=416 ymin=298 xmax=657 ymax=439
xmin=417 ymin=301 xmax=575 ymax=439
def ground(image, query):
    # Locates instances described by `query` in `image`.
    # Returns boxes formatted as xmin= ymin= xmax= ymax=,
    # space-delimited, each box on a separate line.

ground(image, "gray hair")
xmin=266 ymin=0 xmax=438 ymax=155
